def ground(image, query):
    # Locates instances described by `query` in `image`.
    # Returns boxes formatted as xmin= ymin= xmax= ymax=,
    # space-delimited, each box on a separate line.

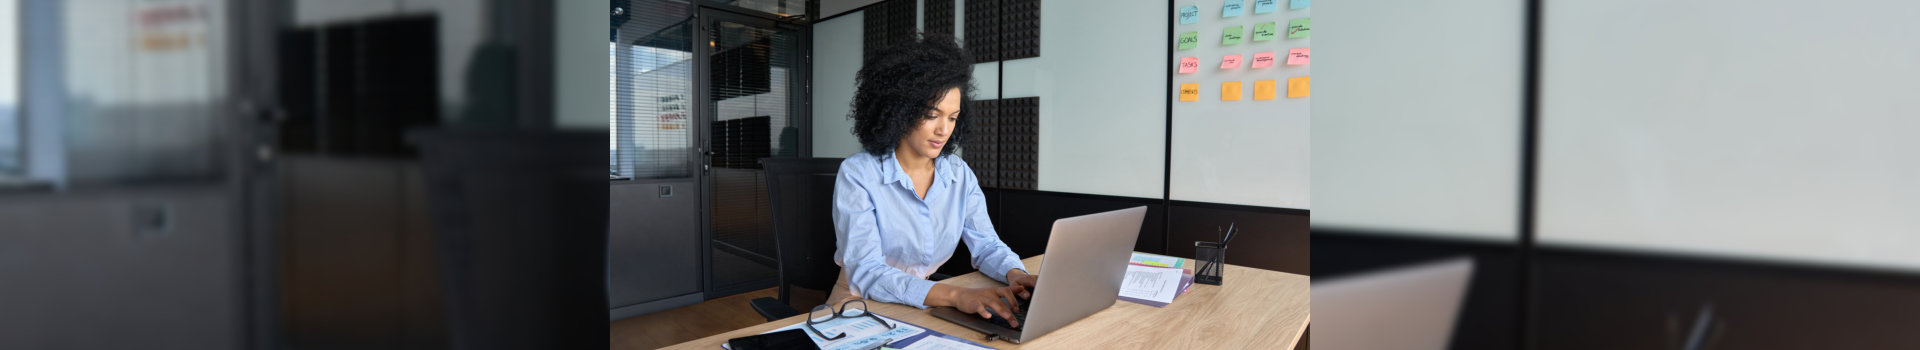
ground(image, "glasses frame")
xmin=804 ymin=299 xmax=896 ymax=340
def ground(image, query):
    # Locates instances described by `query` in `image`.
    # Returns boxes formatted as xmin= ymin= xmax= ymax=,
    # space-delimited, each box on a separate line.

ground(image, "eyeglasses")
xmin=805 ymin=300 xmax=896 ymax=340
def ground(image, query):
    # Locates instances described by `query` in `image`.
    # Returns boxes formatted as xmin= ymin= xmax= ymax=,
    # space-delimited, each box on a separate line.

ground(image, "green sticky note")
xmin=1221 ymin=25 xmax=1244 ymax=45
xmin=1178 ymin=32 xmax=1198 ymax=50
xmin=1252 ymin=22 xmax=1277 ymax=41
xmin=1288 ymin=18 xmax=1311 ymax=38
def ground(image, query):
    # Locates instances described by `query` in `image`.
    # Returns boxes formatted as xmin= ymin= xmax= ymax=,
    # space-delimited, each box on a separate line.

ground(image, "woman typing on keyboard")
xmin=828 ymin=34 xmax=1037 ymax=328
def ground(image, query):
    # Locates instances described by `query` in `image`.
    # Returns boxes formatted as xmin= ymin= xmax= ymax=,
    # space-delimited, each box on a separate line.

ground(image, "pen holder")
xmin=1194 ymin=241 xmax=1226 ymax=285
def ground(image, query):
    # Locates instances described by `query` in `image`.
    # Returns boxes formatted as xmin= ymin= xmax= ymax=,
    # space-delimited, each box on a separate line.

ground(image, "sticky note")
xmin=1222 ymin=0 xmax=1244 ymax=17
xmin=1291 ymin=0 xmax=1310 ymax=9
xmin=1179 ymin=57 xmax=1199 ymax=74
xmin=1252 ymin=22 xmax=1278 ymax=42
xmin=1287 ymin=48 xmax=1310 ymax=65
xmin=1254 ymin=0 xmax=1279 ymax=14
xmin=1252 ymin=52 xmax=1276 ymax=68
xmin=1288 ymin=18 xmax=1311 ymax=38
xmin=1254 ymin=80 xmax=1277 ymax=100
xmin=1179 ymin=6 xmax=1199 ymax=24
xmin=1222 ymin=25 xmax=1244 ymax=45
xmin=1178 ymin=32 xmax=1198 ymax=50
xmin=1288 ymin=76 xmax=1310 ymax=98
xmin=1219 ymin=55 xmax=1243 ymax=69
xmin=1179 ymin=83 xmax=1199 ymax=102
xmin=1222 ymin=81 xmax=1243 ymax=101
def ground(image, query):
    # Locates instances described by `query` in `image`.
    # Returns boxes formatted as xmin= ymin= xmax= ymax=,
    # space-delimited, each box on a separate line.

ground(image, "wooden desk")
xmin=661 ymin=254 xmax=1310 ymax=349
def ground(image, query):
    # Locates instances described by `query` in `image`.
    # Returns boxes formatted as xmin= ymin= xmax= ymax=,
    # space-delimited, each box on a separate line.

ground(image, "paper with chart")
xmin=722 ymin=314 xmax=925 ymax=350
xmin=900 ymin=335 xmax=993 ymax=350
xmin=1118 ymin=264 xmax=1184 ymax=306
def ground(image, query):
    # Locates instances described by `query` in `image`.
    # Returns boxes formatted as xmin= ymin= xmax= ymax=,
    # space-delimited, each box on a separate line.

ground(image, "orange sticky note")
xmin=1179 ymin=57 xmax=1199 ymax=74
xmin=1179 ymin=83 xmax=1199 ymax=101
xmin=1254 ymin=80 xmax=1277 ymax=100
xmin=1222 ymin=81 xmax=1243 ymax=101
xmin=1287 ymin=76 xmax=1311 ymax=98
xmin=1220 ymin=55 xmax=1243 ymax=69
xmin=1251 ymin=52 xmax=1276 ymax=68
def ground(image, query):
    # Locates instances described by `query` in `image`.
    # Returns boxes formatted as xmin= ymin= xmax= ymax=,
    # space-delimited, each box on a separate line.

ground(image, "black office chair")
xmin=752 ymin=158 xmax=847 ymax=321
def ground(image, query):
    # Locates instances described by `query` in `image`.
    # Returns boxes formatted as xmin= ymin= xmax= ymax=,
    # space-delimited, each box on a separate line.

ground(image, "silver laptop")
xmin=930 ymin=206 xmax=1146 ymax=343
xmin=1311 ymin=257 xmax=1475 ymax=350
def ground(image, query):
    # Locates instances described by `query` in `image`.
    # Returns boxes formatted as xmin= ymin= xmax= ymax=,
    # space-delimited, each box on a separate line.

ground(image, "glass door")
xmin=698 ymin=8 xmax=807 ymax=298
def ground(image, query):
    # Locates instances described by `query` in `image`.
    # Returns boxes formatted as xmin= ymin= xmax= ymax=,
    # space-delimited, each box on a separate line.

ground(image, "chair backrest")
xmin=760 ymin=157 xmax=845 ymax=307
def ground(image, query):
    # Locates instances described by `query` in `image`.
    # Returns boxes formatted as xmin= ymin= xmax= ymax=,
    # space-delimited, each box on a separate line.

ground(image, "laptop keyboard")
xmin=988 ymin=295 xmax=1033 ymax=330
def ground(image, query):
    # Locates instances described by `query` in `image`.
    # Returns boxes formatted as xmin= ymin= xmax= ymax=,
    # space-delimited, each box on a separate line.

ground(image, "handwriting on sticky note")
xmin=1222 ymin=25 xmax=1244 ymax=45
xmin=1179 ymin=6 xmax=1199 ymax=24
xmin=1254 ymin=0 xmax=1279 ymax=14
xmin=1222 ymin=81 xmax=1243 ymax=101
xmin=1180 ymin=83 xmax=1199 ymax=102
xmin=1220 ymin=55 xmax=1243 ymax=69
xmin=1291 ymin=0 xmax=1310 ymax=9
xmin=1288 ymin=18 xmax=1311 ymax=38
xmin=1178 ymin=32 xmax=1198 ymax=50
xmin=1252 ymin=52 xmax=1276 ymax=68
xmin=1179 ymin=57 xmax=1199 ymax=74
xmin=1252 ymin=22 xmax=1278 ymax=42
xmin=1288 ymin=76 xmax=1310 ymax=98
xmin=1222 ymin=0 xmax=1245 ymax=17
xmin=1255 ymin=80 xmax=1277 ymax=100
xmin=1287 ymin=48 xmax=1310 ymax=65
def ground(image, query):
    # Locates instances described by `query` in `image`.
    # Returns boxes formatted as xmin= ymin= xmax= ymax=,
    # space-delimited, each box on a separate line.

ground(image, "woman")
xmin=828 ymin=34 xmax=1035 ymax=327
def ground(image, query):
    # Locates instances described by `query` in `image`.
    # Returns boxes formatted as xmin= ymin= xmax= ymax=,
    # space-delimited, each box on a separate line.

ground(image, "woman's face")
xmin=900 ymin=87 xmax=962 ymax=160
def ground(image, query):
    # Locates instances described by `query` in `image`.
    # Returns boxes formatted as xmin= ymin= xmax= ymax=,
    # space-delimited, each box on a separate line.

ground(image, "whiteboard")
xmin=1000 ymin=0 xmax=1168 ymax=200
xmin=1538 ymin=0 xmax=1920 ymax=272
xmin=1168 ymin=1 xmax=1311 ymax=209
xmin=1310 ymin=0 xmax=1523 ymax=240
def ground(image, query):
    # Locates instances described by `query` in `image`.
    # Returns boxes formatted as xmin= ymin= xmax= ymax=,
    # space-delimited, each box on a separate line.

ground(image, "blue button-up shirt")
xmin=832 ymin=151 xmax=1027 ymax=308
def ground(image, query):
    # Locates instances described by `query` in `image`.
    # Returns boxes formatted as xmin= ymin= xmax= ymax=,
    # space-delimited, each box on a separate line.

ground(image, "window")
xmin=610 ymin=4 xmax=695 ymax=180
xmin=0 ymin=0 xmax=19 ymax=174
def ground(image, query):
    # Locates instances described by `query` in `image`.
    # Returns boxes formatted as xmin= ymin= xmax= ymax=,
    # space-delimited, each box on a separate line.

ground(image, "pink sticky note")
xmin=1220 ymin=55 xmax=1244 ymax=69
xmin=1287 ymin=48 xmax=1311 ymax=65
xmin=1251 ymin=52 xmax=1276 ymax=68
xmin=1178 ymin=57 xmax=1199 ymax=74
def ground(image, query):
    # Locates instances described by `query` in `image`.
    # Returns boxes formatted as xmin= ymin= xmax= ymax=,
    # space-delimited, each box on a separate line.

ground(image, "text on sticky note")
xmin=1288 ymin=18 xmax=1311 ymax=38
xmin=1254 ymin=0 xmax=1279 ymax=14
xmin=1254 ymin=80 xmax=1277 ymax=100
xmin=1179 ymin=57 xmax=1199 ymax=74
xmin=1179 ymin=6 xmax=1199 ymax=24
xmin=1288 ymin=76 xmax=1310 ymax=98
xmin=1222 ymin=81 xmax=1243 ymax=101
xmin=1178 ymin=32 xmax=1198 ymax=50
xmin=1222 ymin=0 xmax=1245 ymax=17
xmin=1252 ymin=52 xmax=1276 ymax=68
xmin=1287 ymin=48 xmax=1310 ymax=65
xmin=1220 ymin=55 xmax=1243 ymax=69
xmin=1252 ymin=22 xmax=1278 ymax=42
xmin=1180 ymin=83 xmax=1200 ymax=102
xmin=1222 ymin=25 xmax=1244 ymax=45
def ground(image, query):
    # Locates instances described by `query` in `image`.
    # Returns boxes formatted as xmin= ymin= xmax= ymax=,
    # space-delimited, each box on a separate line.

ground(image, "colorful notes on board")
xmin=1287 ymin=48 xmax=1310 ymax=65
xmin=1178 ymin=32 xmax=1198 ymax=50
xmin=1254 ymin=0 xmax=1279 ymax=14
xmin=1222 ymin=25 xmax=1244 ymax=45
xmin=1179 ymin=57 xmax=1199 ymax=73
xmin=1180 ymin=83 xmax=1200 ymax=101
xmin=1222 ymin=81 xmax=1243 ymax=101
xmin=1252 ymin=22 xmax=1278 ymax=42
xmin=1291 ymin=0 xmax=1310 ymax=9
xmin=1252 ymin=52 xmax=1276 ymax=68
xmin=1222 ymin=0 xmax=1244 ymax=17
xmin=1254 ymin=80 xmax=1277 ymax=100
xmin=1220 ymin=55 xmax=1243 ymax=69
xmin=1288 ymin=18 xmax=1311 ymax=38
xmin=1179 ymin=6 xmax=1199 ymax=24
xmin=1288 ymin=76 xmax=1311 ymax=98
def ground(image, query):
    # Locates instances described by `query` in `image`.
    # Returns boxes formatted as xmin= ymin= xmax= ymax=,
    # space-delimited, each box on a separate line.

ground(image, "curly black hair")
xmin=850 ymin=33 xmax=975 ymax=157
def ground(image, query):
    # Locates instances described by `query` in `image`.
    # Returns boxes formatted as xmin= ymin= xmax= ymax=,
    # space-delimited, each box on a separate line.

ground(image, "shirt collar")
xmin=880 ymin=151 xmax=962 ymax=186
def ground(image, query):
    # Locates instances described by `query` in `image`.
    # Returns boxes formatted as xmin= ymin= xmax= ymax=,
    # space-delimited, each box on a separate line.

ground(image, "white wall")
xmin=1002 ymin=0 xmax=1166 ymax=199
xmin=1310 ymin=0 xmax=1523 ymax=241
xmin=1538 ymin=0 xmax=1920 ymax=271
xmin=811 ymin=12 xmax=864 ymax=158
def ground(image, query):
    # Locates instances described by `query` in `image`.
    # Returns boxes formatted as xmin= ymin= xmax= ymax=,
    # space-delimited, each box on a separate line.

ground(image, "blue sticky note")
xmin=1179 ymin=6 xmax=1199 ymax=24
xmin=1222 ymin=0 xmax=1244 ymax=18
xmin=1291 ymin=0 xmax=1309 ymax=10
xmin=1254 ymin=0 xmax=1278 ymax=14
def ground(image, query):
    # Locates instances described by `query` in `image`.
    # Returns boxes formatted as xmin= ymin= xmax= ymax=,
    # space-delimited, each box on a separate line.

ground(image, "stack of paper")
xmin=1119 ymin=252 xmax=1198 ymax=307
xmin=721 ymin=314 xmax=995 ymax=350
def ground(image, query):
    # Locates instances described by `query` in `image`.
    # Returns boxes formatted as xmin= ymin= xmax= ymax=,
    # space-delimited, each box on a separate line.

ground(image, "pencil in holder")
xmin=1194 ymin=241 xmax=1226 ymax=285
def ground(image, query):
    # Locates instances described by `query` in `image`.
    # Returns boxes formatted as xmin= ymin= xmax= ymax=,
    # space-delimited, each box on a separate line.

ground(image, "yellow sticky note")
xmin=1287 ymin=76 xmax=1311 ymax=98
xmin=1222 ymin=81 xmax=1243 ymax=101
xmin=1179 ymin=83 xmax=1199 ymax=101
xmin=1254 ymin=80 xmax=1277 ymax=100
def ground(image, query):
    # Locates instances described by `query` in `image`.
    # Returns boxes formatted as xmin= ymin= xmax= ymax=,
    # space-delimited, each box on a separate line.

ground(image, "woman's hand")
xmin=929 ymin=284 xmax=1025 ymax=328
xmin=1007 ymin=269 xmax=1039 ymax=298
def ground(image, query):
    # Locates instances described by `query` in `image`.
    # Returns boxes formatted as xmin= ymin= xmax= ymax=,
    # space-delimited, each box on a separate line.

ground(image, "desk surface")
xmin=661 ymin=254 xmax=1310 ymax=349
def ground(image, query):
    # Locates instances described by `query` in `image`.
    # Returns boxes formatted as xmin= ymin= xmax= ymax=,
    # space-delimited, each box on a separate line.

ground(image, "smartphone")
xmin=726 ymin=329 xmax=820 ymax=350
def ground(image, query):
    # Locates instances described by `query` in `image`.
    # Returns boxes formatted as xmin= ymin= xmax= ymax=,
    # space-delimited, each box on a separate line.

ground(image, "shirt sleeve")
xmin=958 ymin=164 xmax=1028 ymax=284
xmin=833 ymin=159 xmax=940 ymax=308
